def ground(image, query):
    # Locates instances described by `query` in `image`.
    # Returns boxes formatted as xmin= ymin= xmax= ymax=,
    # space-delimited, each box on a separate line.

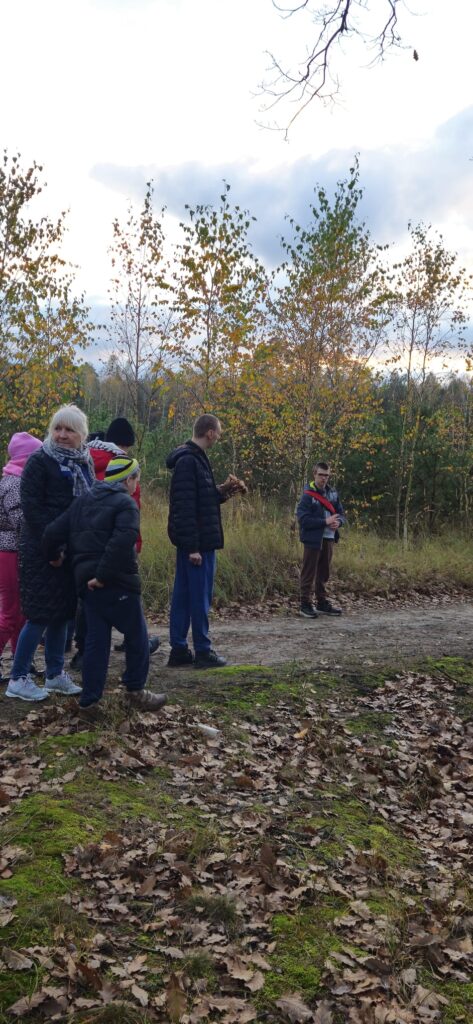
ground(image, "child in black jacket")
xmin=43 ymin=457 xmax=166 ymax=719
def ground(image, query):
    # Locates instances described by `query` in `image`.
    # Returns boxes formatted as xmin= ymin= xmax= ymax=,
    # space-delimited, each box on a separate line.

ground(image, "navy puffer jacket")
xmin=43 ymin=482 xmax=141 ymax=595
xmin=296 ymin=483 xmax=346 ymax=550
xmin=166 ymin=441 xmax=225 ymax=552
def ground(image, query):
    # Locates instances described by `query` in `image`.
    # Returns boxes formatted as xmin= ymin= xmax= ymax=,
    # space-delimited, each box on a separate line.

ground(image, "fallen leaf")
xmin=2 ymin=947 xmax=33 ymax=970
xmin=6 ymin=991 xmax=46 ymax=1015
xmin=131 ymin=982 xmax=149 ymax=1006
xmin=246 ymin=970 xmax=265 ymax=992
xmin=276 ymin=992 xmax=314 ymax=1022
xmin=166 ymin=972 xmax=187 ymax=1022
xmin=314 ymin=1002 xmax=333 ymax=1024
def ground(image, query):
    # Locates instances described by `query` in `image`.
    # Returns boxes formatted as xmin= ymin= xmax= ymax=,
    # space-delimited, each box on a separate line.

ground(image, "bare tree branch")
xmin=260 ymin=0 xmax=410 ymax=138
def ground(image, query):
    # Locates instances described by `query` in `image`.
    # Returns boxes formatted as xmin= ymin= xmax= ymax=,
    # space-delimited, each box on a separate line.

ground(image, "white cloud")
xmin=90 ymin=105 xmax=473 ymax=266
xmin=1 ymin=0 xmax=472 ymax=303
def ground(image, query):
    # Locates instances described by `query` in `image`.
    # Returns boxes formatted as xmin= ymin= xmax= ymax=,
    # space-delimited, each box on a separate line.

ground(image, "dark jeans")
xmin=74 ymin=600 xmax=87 ymax=654
xmin=300 ymin=539 xmax=334 ymax=604
xmin=169 ymin=549 xmax=216 ymax=654
xmin=11 ymin=619 xmax=67 ymax=680
xmin=81 ymin=587 xmax=149 ymax=707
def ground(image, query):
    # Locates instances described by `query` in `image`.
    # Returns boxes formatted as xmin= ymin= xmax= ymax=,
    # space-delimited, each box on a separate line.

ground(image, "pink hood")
xmin=3 ymin=432 xmax=43 ymax=476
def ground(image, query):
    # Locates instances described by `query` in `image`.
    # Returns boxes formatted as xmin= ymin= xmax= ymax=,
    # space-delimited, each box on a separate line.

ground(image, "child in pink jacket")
xmin=0 ymin=432 xmax=42 ymax=677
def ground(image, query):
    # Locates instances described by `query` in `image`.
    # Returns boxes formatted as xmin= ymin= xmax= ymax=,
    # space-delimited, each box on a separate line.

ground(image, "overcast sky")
xmin=2 ymin=0 xmax=473 ymax=310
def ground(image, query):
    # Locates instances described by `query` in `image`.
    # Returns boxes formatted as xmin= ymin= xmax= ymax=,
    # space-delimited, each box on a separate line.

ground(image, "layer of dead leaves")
xmin=210 ymin=586 xmax=471 ymax=620
xmin=0 ymin=664 xmax=472 ymax=1022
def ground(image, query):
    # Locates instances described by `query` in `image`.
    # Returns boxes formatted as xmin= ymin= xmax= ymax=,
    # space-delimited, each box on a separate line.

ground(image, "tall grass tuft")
xmin=139 ymin=494 xmax=473 ymax=614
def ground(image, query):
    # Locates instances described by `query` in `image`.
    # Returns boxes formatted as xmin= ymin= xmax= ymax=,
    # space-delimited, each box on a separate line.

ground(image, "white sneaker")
xmin=45 ymin=672 xmax=82 ymax=695
xmin=5 ymin=675 xmax=49 ymax=701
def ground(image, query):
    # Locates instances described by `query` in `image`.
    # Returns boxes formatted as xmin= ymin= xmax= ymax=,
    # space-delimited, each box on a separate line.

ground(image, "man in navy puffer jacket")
xmin=166 ymin=414 xmax=239 ymax=669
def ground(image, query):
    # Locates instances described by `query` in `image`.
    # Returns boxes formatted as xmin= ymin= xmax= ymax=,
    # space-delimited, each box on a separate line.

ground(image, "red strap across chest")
xmin=304 ymin=489 xmax=336 ymax=515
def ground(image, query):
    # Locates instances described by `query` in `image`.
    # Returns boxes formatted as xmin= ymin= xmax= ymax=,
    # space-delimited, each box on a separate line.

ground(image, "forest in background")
xmin=1 ymin=151 xmax=472 ymax=540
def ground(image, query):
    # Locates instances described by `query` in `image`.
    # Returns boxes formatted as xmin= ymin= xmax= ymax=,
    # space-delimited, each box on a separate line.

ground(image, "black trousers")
xmin=80 ymin=588 xmax=149 ymax=707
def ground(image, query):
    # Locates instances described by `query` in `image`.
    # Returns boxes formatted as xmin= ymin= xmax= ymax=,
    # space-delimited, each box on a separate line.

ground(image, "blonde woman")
xmin=6 ymin=405 xmax=94 ymax=701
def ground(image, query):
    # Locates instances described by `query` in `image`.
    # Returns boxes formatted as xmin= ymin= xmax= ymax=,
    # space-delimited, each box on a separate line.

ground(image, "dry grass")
xmin=139 ymin=493 xmax=473 ymax=613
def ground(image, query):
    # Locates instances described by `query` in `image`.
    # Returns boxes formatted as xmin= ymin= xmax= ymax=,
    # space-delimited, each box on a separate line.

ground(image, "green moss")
xmin=181 ymin=892 xmax=240 ymax=935
xmin=68 ymin=1009 xmax=156 ymax=1024
xmin=305 ymin=797 xmax=419 ymax=869
xmin=336 ymin=669 xmax=392 ymax=695
xmin=438 ymin=982 xmax=473 ymax=1023
xmin=199 ymin=664 xmax=272 ymax=676
xmin=0 ymin=787 xmax=105 ymax=955
xmin=195 ymin=668 xmax=308 ymax=719
xmin=344 ymin=711 xmax=394 ymax=741
xmin=1 ymin=791 xmax=104 ymax=857
xmin=0 ymin=855 xmax=72 ymax=908
xmin=259 ymin=906 xmax=345 ymax=1007
xmin=417 ymin=975 xmax=473 ymax=1024
xmin=183 ymin=950 xmax=217 ymax=986
xmin=38 ymin=729 xmax=99 ymax=757
xmin=0 ymin=968 xmax=45 ymax=1024
xmin=37 ymin=730 xmax=99 ymax=779
xmin=428 ymin=657 xmax=473 ymax=720
xmin=428 ymin=656 xmax=473 ymax=684
xmin=62 ymin=771 xmax=173 ymax=823
xmin=0 ymin=774 xmax=176 ymax=956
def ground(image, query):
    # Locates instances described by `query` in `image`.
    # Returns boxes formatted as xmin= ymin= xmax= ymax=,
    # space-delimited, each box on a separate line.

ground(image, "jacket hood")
xmin=88 ymin=439 xmax=124 ymax=455
xmin=90 ymin=480 xmax=127 ymax=500
xmin=166 ymin=440 xmax=204 ymax=470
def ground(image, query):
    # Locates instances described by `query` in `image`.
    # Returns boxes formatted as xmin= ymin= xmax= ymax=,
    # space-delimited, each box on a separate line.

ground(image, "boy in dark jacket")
xmin=43 ymin=456 xmax=166 ymax=719
xmin=166 ymin=414 xmax=243 ymax=669
xmin=296 ymin=461 xmax=346 ymax=619
xmin=82 ymin=417 xmax=159 ymax=664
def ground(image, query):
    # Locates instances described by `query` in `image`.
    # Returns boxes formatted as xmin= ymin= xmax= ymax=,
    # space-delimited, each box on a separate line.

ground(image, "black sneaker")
xmin=167 ymin=646 xmax=194 ymax=667
xmin=194 ymin=649 xmax=227 ymax=669
xmin=70 ymin=651 xmax=83 ymax=672
xmin=149 ymin=635 xmax=160 ymax=656
xmin=317 ymin=600 xmax=342 ymax=616
xmin=300 ymin=603 xmax=318 ymax=619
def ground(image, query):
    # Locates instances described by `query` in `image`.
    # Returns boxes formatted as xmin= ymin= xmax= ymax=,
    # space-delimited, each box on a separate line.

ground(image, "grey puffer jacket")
xmin=0 ymin=475 xmax=23 ymax=552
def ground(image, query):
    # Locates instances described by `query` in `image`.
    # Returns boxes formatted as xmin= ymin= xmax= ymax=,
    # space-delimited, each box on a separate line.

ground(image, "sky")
xmin=2 ymin=0 xmax=473 ymax=326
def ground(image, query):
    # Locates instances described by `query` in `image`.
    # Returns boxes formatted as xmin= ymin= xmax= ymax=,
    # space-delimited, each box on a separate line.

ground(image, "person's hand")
xmin=189 ymin=552 xmax=202 ymax=566
xmin=326 ymin=514 xmax=341 ymax=528
xmin=49 ymin=552 xmax=65 ymax=568
xmin=87 ymin=577 xmax=105 ymax=590
xmin=218 ymin=474 xmax=248 ymax=497
xmin=217 ymin=476 xmax=234 ymax=496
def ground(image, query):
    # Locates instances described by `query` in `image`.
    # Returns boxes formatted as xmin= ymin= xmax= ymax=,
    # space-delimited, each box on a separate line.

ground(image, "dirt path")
xmin=149 ymin=599 xmax=473 ymax=673
xmin=1 ymin=602 xmax=472 ymax=724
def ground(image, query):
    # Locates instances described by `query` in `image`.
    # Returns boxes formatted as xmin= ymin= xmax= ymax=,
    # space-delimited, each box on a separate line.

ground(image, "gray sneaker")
xmin=45 ymin=672 xmax=82 ymax=695
xmin=5 ymin=675 xmax=49 ymax=701
xmin=127 ymin=689 xmax=167 ymax=712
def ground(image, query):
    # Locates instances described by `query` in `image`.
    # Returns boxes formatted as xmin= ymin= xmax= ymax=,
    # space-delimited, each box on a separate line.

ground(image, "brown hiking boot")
xmin=77 ymin=702 xmax=105 ymax=725
xmin=127 ymin=689 xmax=167 ymax=712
